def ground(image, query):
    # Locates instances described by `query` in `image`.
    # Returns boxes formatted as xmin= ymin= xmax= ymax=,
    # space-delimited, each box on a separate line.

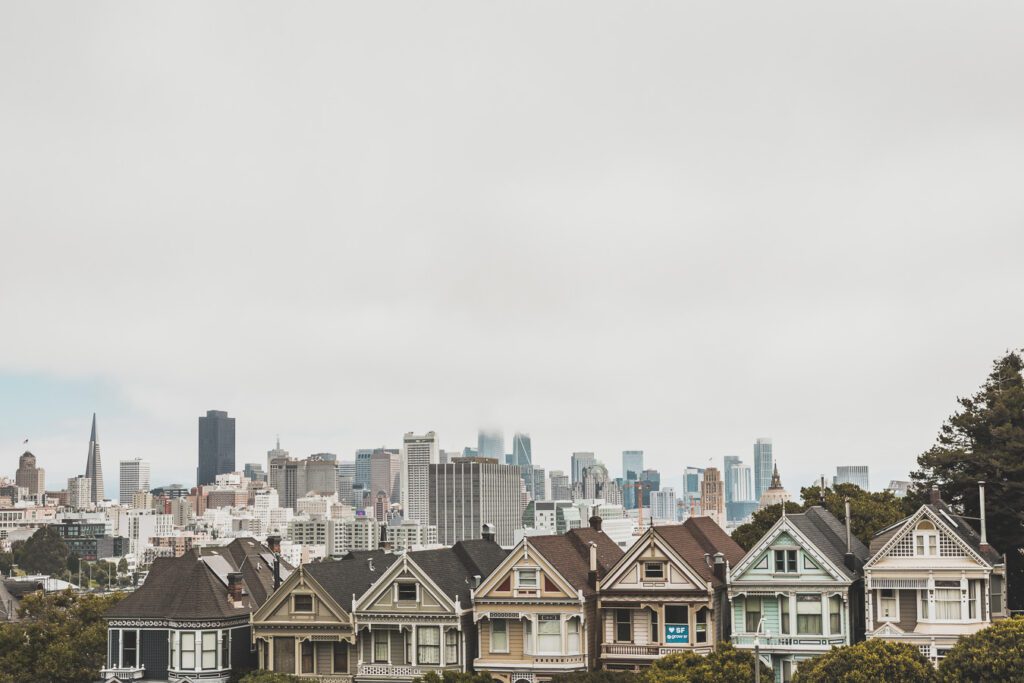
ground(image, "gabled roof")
xmin=787 ymin=506 xmax=869 ymax=580
xmin=654 ymin=518 xmax=745 ymax=587
xmin=526 ymin=528 xmax=624 ymax=596
xmin=408 ymin=540 xmax=508 ymax=607
xmin=305 ymin=550 xmax=400 ymax=612
xmin=868 ymin=502 xmax=1003 ymax=565
xmin=106 ymin=538 xmax=291 ymax=620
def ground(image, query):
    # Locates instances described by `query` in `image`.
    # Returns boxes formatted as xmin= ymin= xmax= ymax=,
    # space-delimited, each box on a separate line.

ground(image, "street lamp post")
xmin=754 ymin=616 xmax=766 ymax=683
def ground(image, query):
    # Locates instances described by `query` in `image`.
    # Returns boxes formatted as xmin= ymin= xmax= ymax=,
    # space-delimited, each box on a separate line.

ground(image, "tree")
xmin=642 ymin=644 xmax=771 ymax=683
xmin=117 ymin=557 xmax=129 ymax=574
xmin=791 ymin=640 xmax=936 ymax=683
xmin=937 ymin=616 xmax=1024 ymax=682
xmin=0 ymin=589 xmax=124 ymax=683
xmin=799 ymin=483 xmax=913 ymax=547
xmin=12 ymin=527 xmax=70 ymax=575
xmin=911 ymin=351 xmax=1024 ymax=609
xmin=237 ymin=672 xmax=300 ymax=683
xmin=413 ymin=672 xmax=495 ymax=683
xmin=551 ymin=671 xmax=637 ymax=683
xmin=732 ymin=502 xmax=804 ymax=550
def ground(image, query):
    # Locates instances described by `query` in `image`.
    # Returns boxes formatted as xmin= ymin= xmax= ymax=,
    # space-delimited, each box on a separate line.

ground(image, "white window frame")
xmin=201 ymin=631 xmax=218 ymax=670
xmin=878 ymin=589 xmax=899 ymax=622
xmin=516 ymin=568 xmax=539 ymax=590
xmin=293 ymin=594 xmax=314 ymax=613
xmin=396 ymin=582 xmax=418 ymax=602
xmin=489 ymin=619 xmax=509 ymax=653
xmin=566 ymin=616 xmax=581 ymax=654
xmin=536 ymin=615 xmax=562 ymax=654
xmin=373 ymin=630 xmax=390 ymax=663
xmin=180 ymin=631 xmax=197 ymax=670
xmin=643 ymin=561 xmax=666 ymax=580
xmin=914 ymin=521 xmax=939 ymax=557
xmin=773 ymin=548 xmax=798 ymax=574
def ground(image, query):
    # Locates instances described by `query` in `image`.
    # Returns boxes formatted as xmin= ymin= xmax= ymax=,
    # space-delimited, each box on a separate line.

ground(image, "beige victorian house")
xmin=472 ymin=519 xmax=623 ymax=683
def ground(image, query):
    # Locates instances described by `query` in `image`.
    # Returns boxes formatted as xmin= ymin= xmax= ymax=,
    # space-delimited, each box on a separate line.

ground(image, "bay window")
xmin=779 ymin=596 xmax=790 ymax=633
xmin=666 ymin=605 xmax=689 ymax=643
xmin=490 ymin=620 xmax=508 ymax=653
xmin=879 ymin=589 xmax=898 ymax=621
xmin=829 ymin=596 xmax=842 ymax=634
xmin=418 ymin=626 xmax=440 ymax=664
xmin=745 ymin=597 xmax=761 ymax=633
xmin=538 ymin=615 xmax=561 ymax=653
xmin=934 ymin=584 xmax=962 ymax=620
xmin=650 ymin=609 xmax=659 ymax=643
xmin=221 ymin=630 xmax=230 ymax=669
xmin=201 ymin=632 xmax=217 ymax=670
xmin=524 ymin=619 xmax=533 ymax=654
xmin=796 ymin=595 xmax=821 ymax=634
xmin=567 ymin=617 xmax=580 ymax=653
xmin=121 ymin=630 xmax=138 ymax=668
xmin=445 ymin=629 xmax=458 ymax=663
xmin=695 ymin=607 xmax=708 ymax=644
xmin=180 ymin=632 xmax=196 ymax=669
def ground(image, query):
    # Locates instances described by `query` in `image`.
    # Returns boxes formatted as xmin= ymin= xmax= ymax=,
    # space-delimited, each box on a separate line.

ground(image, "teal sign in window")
xmin=665 ymin=624 xmax=689 ymax=643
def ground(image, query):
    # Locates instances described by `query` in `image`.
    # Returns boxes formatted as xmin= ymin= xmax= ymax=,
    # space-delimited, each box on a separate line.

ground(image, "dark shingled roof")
xmin=787 ymin=506 xmax=869 ymax=579
xmin=305 ymin=550 xmax=400 ymax=612
xmin=408 ymin=539 xmax=509 ymax=606
xmin=526 ymin=527 xmax=624 ymax=596
xmin=654 ymin=517 xmax=746 ymax=587
xmin=869 ymin=503 xmax=1003 ymax=565
xmin=106 ymin=538 xmax=290 ymax=620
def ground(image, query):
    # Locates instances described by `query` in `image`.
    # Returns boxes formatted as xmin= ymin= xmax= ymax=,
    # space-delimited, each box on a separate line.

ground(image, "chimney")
xmin=929 ymin=485 xmax=941 ymax=506
xmin=227 ymin=572 xmax=244 ymax=603
xmin=589 ymin=515 xmax=602 ymax=532
xmin=588 ymin=542 xmax=598 ymax=589
xmin=473 ymin=574 xmax=482 ymax=588
xmin=843 ymin=497 xmax=857 ymax=572
xmin=712 ymin=552 xmax=726 ymax=583
xmin=979 ymin=481 xmax=991 ymax=553
xmin=368 ymin=557 xmax=375 ymax=572
xmin=268 ymin=535 xmax=282 ymax=590
xmin=481 ymin=523 xmax=496 ymax=543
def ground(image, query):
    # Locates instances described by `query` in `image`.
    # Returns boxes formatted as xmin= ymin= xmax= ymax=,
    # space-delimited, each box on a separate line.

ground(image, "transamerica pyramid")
xmin=84 ymin=412 xmax=104 ymax=503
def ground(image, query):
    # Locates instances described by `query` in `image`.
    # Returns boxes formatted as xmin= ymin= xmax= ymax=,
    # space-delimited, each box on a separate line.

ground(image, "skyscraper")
xmin=650 ymin=487 xmax=677 ymax=521
xmin=119 ymin=458 xmax=151 ymax=505
xmin=197 ymin=410 xmax=235 ymax=486
xmin=682 ymin=466 xmax=704 ymax=515
xmin=354 ymin=449 xmax=373 ymax=488
xmin=549 ymin=470 xmax=571 ymax=501
xmin=723 ymin=455 xmax=740 ymax=505
xmin=639 ymin=469 xmax=661 ymax=507
xmin=700 ymin=467 xmax=725 ymax=528
xmin=477 ymin=429 xmax=504 ymax=460
xmin=401 ymin=431 xmax=437 ymax=524
xmin=68 ymin=475 xmax=92 ymax=509
xmin=622 ymin=450 xmax=644 ymax=480
xmin=570 ymin=452 xmax=596 ymax=487
xmin=429 ymin=456 xmax=522 ymax=546
xmin=753 ymin=437 xmax=773 ymax=500
xmin=511 ymin=432 xmax=532 ymax=466
xmin=15 ymin=451 xmax=45 ymax=497
xmin=84 ymin=413 xmax=104 ymax=503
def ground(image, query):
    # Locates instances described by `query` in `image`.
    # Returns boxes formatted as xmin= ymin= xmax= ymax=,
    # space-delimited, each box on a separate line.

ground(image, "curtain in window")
xmin=418 ymin=627 xmax=440 ymax=664
xmin=796 ymin=596 xmax=821 ymax=634
xmin=779 ymin=597 xmax=790 ymax=633
xmin=745 ymin=597 xmax=762 ymax=632
xmin=566 ymin=617 xmax=580 ymax=653
xmin=935 ymin=589 xmax=962 ymax=620
xmin=374 ymin=632 xmax=389 ymax=663
xmin=445 ymin=630 xmax=458 ymax=663
xmin=537 ymin=616 xmax=561 ymax=653
xmin=829 ymin=596 xmax=842 ymax=634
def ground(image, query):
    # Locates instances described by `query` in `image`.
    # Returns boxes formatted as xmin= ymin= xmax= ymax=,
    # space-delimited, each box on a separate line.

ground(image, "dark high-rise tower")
xmin=84 ymin=413 xmax=104 ymax=503
xmin=197 ymin=410 xmax=236 ymax=486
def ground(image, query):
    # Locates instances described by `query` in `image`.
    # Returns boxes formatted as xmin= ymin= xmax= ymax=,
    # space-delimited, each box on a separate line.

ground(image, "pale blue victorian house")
xmin=727 ymin=506 xmax=869 ymax=683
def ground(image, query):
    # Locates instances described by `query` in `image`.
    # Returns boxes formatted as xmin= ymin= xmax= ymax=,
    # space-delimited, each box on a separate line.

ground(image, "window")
xmin=333 ymin=642 xmax=348 ymax=673
xmin=397 ymin=583 xmax=418 ymax=602
xmin=202 ymin=632 xmax=218 ymax=670
xmin=490 ymin=620 xmax=508 ymax=653
xmin=914 ymin=521 xmax=938 ymax=556
xmin=293 ymin=594 xmax=314 ymax=612
xmin=567 ymin=617 xmax=580 ymax=653
xmin=879 ymin=589 xmax=898 ymax=621
xmin=181 ymin=632 xmax=196 ymax=669
xmin=121 ymin=630 xmax=138 ymax=668
xmin=828 ymin=596 xmax=842 ymax=634
xmin=796 ymin=595 xmax=822 ymax=634
xmin=445 ymin=630 xmax=458 ymax=664
xmin=650 ymin=609 xmax=659 ymax=643
xmin=991 ymin=575 xmax=1005 ymax=615
xmin=524 ymin=619 xmax=533 ymax=654
xmin=221 ymin=630 xmax=230 ymax=669
xmin=301 ymin=640 xmax=314 ymax=673
xmin=538 ymin=615 xmax=561 ymax=653
xmin=774 ymin=549 xmax=798 ymax=573
xmin=935 ymin=587 xmax=962 ymax=620
xmin=745 ymin=597 xmax=762 ymax=633
xmin=779 ymin=597 xmax=790 ymax=633
xmin=968 ymin=580 xmax=979 ymax=620
xmin=695 ymin=608 xmax=708 ymax=644
xmin=373 ymin=631 xmax=389 ymax=663
xmin=418 ymin=626 xmax=440 ymax=664
xmin=517 ymin=569 xmax=538 ymax=589
xmin=615 ymin=609 xmax=632 ymax=642
xmin=665 ymin=604 xmax=689 ymax=643
xmin=644 ymin=562 xmax=665 ymax=580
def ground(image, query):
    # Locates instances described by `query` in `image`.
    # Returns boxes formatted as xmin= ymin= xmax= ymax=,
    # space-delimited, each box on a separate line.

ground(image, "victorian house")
xmin=596 ymin=517 xmax=745 ymax=670
xmin=352 ymin=536 xmax=507 ymax=682
xmin=101 ymin=537 xmax=290 ymax=683
xmin=471 ymin=518 xmax=623 ymax=683
xmin=864 ymin=487 xmax=1008 ymax=666
xmin=728 ymin=506 xmax=869 ymax=682
xmin=251 ymin=548 xmax=399 ymax=680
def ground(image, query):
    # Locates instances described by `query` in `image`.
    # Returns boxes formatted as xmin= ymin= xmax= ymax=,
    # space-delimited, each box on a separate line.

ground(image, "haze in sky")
xmin=2 ymin=2 xmax=1024 ymax=496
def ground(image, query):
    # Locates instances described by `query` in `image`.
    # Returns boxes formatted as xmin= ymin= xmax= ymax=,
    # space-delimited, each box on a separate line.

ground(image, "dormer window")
xmin=914 ymin=520 xmax=938 ymax=556
xmin=293 ymin=594 xmax=314 ymax=612
xmin=774 ymin=549 xmax=798 ymax=573
xmin=517 ymin=569 xmax=538 ymax=589
xmin=397 ymin=583 xmax=418 ymax=602
xmin=643 ymin=562 xmax=665 ymax=580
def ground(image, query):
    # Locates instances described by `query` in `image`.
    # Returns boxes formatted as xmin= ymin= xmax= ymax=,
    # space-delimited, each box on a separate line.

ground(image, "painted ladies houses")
xmin=251 ymin=549 xmax=399 ymax=681
xmin=728 ymin=505 xmax=869 ymax=682
xmin=864 ymin=486 xmax=1008 ymax=666
xmin=352 ymin=536 xmax=507 ymax=683
xmin=596 ymin=517 xmax=745 ymax=670
xmin=471 ymin=517 xmax=623 ymax=683
xmin=101 ymin=537 xmax=291 ymax=683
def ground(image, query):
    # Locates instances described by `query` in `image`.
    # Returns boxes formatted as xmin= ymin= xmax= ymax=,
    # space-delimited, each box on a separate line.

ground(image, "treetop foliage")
xmin=791 ymin=639 xmax=936 ymax=683
xmin=936 ymin=616 xmax=1024 ymax=682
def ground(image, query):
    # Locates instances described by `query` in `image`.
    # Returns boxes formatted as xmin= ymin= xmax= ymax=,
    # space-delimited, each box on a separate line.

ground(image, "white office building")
xmin=400 ymin=431 xmax=438 ymax=524
xmin=119 ymin=458 xmax=152 ymax=506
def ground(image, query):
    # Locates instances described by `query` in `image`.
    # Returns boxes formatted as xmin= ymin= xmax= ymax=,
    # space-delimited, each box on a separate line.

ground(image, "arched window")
xmin=914 ymin=520 xmax=938 ymax=556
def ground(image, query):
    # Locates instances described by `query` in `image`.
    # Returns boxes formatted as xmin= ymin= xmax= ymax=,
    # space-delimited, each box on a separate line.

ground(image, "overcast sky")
xmin=2 ymin=2 xmax=1023 ymax=499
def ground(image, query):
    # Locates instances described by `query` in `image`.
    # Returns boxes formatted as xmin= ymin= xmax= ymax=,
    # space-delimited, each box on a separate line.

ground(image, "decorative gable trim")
xmin=251 ymin=565 xmax=349 ymax=624
xmin=599 ymin=528 xmax=707 ymax=591
xmin=473 ymin=538 xmax=581 ymax=603
xmin=864 ymin=506 xmax=990 ymax=570
xmin=353 ymin=554 xmax=456 ymax=614
xmin=729 ymin=517 xmax=849 ymax=584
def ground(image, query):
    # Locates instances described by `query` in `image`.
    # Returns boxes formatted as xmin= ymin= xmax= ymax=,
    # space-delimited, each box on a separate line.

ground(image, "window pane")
xmin=491 ymin=620 xmax=508 ymax=652
xmin=745 ymin=598 xmax=761 ymax=632
xmin=181 ymin=632 xmax=196 ymax=669
xmin=202 ymin=632 xmax=218 ymax=669
xmin=445 ymin=630 xmax=458 ymax=663
xmin=519 ymin=570 xmax=538 ymax=587
xmin=333 ymin=642 xmax=348 ymax=673
xmin=374 ymin=632 xmax=389 ymax=662
xmin=294 ymin=595 xmax=313 ymax=612
xmin=615 ymin=609 xmax=631 ymax=642
xmin=418 ymin=627 xmax=440 ymax=664
xmin=829 ymin=596 xmax=842 ymax=633
xmin=398 ymin=584 xmax=417 ymax=601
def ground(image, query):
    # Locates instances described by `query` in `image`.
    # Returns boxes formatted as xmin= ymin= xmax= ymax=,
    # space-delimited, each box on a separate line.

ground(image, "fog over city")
xmin=3 ymin=2 xmax=1024 ymax=494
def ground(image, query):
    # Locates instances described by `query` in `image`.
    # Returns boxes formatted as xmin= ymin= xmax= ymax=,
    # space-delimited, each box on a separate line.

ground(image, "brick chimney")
xmin=589 ymin=515 xmax=602 ymax=532
xmin=712 ymin=552 xmax=726 ymax=583
xmin=481 ymin=523 xmax=496 ymax=543
xmin=929 ymin=485 xmax=942 ymax=506
xmin=267 ymin=535 xmax=282 ymax=554
xmin=587 ymin=541 xmax=598 ymax=589
xmin=979 ymin=482 xmax=992 ymax=554
xmin=227 ymin=572 xmax=244 ymax=603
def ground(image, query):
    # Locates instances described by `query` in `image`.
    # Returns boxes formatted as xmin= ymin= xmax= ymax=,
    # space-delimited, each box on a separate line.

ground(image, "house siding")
xmin=897 ymin=590 xmax=917 ymax=632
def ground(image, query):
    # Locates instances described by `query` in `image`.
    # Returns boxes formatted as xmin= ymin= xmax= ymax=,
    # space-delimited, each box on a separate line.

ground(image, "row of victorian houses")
xmin=100 ymin=487 xmax=1009 ymax=683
